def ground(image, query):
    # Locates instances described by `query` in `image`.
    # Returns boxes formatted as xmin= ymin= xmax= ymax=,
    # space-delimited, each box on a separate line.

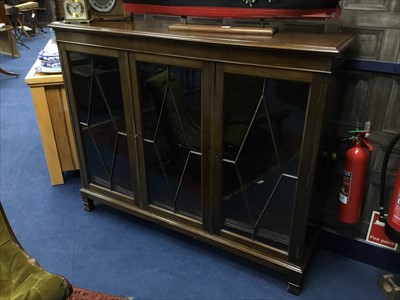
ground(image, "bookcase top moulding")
xmin=50 ymin=18 xmax=354 ymax=56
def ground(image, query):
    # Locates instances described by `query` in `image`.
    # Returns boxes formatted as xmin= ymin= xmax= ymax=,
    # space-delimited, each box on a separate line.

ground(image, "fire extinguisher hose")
xmin=379 ymin=132 xmax=400 ymax=222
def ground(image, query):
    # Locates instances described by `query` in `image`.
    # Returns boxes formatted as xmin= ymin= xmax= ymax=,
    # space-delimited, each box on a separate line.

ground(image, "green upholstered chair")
xmin=145 ymin=70 xmax=203 ymax=151
xmin=0 ymin=202 xmax=73 ymax=300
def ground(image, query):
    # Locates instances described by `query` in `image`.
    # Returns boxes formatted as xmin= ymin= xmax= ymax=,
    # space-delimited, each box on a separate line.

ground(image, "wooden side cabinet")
xmin=25 ymin=43 xmax=79 ymax=185
xmin=50 ymin=19 xmax=353 ymax=294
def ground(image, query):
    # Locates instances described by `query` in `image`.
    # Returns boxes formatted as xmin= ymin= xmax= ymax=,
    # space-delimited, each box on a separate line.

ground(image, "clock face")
xmin=65 ymin=0 xmax=86 ymax=19
xmin=88 ymin=0 xmax=116 ymax=13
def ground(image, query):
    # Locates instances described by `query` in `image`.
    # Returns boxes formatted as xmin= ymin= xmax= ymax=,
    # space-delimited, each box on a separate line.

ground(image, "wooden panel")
xmin=373 ymin=145 xmax=400 ymax=177
xmin=334 ymin=73 xmax=372 ymax=125
xmin=382 ymin=78 xmax=400 ymax=133
xmin=46 ymin=86 xmax=79 ymax=171
xmin=30 ymin=86 xmax=64 ymax=185
xmin=340 ymin=28 xmax=384 ymax=60
xmin=379 ymin=29 xmax=400 ymax=62
xmin=342 ymin=0 xmax=392 ymax=11
xmin=337 ymin=10 xmax=399 ymax=29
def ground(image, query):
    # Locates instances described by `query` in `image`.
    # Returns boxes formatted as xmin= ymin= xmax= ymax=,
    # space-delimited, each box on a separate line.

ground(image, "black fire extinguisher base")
xmin=385 ymin=224 xmax=400 ymax=244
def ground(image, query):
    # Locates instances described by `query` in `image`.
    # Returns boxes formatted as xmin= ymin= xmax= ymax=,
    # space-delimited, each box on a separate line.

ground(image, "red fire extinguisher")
xmin=338 ymin=124 xmax=374 ymax=224
xmin=379 ymin=132 xmax=400 ymax=243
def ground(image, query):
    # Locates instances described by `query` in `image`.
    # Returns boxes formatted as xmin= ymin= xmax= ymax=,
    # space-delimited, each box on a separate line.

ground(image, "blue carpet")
xmin=0 ymin=29 xmax=395 ymax=299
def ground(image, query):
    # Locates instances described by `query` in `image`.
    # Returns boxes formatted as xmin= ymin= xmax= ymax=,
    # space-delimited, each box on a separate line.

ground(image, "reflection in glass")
xmin=222 ymin=73 xmax=308 ymax=251
xmin=139 ymin=63 xmax=202 ymax=219
xmin=69 ymin=52 xmax=133 ymax=196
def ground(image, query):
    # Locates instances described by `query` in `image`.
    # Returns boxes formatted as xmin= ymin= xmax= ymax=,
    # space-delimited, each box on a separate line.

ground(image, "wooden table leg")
xmin=30 ymin=85 xmax=65 ymax=185
xmin=0 ymin=68 xmax=19 ymax=77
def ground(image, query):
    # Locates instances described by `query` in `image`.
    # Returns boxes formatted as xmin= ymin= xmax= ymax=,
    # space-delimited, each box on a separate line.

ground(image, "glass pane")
xmin=139 ymin=62 xmax=202 ymax=220
xmin=221 ymin=73 xmax=308 ymax=251
xmin=69 ymin=52 xmax=133 ymax=196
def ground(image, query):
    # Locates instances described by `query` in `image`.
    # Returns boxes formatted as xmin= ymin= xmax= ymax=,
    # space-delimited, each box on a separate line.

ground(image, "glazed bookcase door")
xmin=214 ymin=64 xmax=313 ymax=253
xmin=62 ymin=46 xmax=135 ymax=200
xmin=132 ymin=54 xmax=212 ymax=227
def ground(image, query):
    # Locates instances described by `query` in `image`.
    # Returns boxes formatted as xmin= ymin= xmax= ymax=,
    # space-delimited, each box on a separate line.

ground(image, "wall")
xmin=270 ymin=0 xmax=400 ymax=250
